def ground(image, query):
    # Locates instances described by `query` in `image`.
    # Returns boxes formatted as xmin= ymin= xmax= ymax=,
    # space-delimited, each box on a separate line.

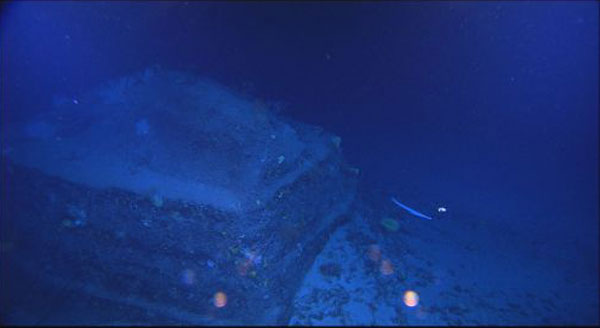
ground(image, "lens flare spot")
xmin=380 ymin=259 xmax=394 ymax=275
xmin=180 ymin=269 xmax=196 ymax=286
xmin=367 ymin=244 xmax=381 ymax=262
xmin=403 ymin=290 xmax=419 ymax=307
xmin=213 ymin=291 xmax=227 ymax=308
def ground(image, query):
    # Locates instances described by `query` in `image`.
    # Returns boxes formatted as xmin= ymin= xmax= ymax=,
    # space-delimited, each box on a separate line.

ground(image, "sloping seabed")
xmin=289 ymin=189 xmax=599 ymax=325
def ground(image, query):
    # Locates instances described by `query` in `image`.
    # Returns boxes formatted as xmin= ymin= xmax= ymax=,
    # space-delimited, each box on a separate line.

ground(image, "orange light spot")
xmin=403 ymin=290 xmax=419 ymax=307
xmin=380 ymin=259 xmax=394 ymax=275
xmin=213 ymin=291 xmax=227 ymax=308
xmin=367 ymin=244 xmax=381 ymax=262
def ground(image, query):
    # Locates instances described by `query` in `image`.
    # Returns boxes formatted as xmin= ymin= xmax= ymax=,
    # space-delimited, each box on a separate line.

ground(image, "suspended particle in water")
xmin=238 ymin=259 xmax=252 ymax=276
xmin=367 ymin=244 xmax=381 ymax=262
xmin=180 ymin=269 xmax=196 ymax=286
xmin=403 ymin=290 xmax=419 ymax=307
xmin=213 ymin=291 xmax=227 ymax=308
xmin=380 ymin=259 xmax=394 ymax=275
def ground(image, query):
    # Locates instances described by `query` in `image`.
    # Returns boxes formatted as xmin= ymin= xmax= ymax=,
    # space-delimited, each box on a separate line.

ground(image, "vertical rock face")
xmin=0 ymin=68 xmax=358 ymax=324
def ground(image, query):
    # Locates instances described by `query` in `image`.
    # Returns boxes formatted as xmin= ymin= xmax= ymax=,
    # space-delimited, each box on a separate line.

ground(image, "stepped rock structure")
xmin=1 ymin=68 xmax=358 ymax=324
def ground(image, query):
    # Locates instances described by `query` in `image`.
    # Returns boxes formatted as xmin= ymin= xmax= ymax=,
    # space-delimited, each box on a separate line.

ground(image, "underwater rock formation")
xmin=1 ymin=68 xmax=358 ymax=324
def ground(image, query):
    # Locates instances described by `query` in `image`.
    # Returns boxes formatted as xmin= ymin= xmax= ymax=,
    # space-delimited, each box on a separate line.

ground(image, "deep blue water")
xmin=1 ymin=1 xmax=598 ymax=325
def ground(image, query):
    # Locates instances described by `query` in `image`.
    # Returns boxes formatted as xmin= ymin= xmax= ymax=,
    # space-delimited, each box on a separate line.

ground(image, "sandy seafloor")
xmin=289 ymin=202 xmax=599 ymax=325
